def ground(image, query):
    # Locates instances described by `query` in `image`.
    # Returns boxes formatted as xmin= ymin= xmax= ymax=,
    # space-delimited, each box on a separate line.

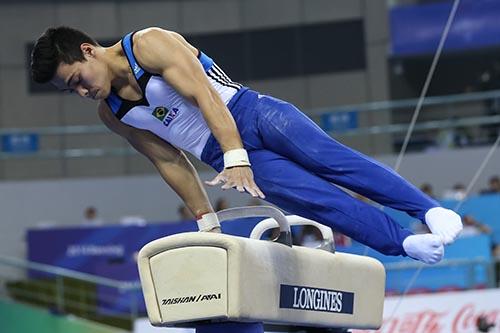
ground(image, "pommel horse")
xmin=138 ymin=206 xmax=385 ymax=333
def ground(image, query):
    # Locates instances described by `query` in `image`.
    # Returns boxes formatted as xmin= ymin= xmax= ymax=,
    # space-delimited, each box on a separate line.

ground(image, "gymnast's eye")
xmin=64 ymin=76 xmax=81 ymax=94
xmin=73 ymin=76 xmax=81 ymax=87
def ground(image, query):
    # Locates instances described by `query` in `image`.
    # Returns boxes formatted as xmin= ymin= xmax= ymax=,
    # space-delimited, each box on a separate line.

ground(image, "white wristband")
xmin=197 ymin=212 xmax=220 ymax=232
xmin=223 ymin=148 xmax=251 ymax=168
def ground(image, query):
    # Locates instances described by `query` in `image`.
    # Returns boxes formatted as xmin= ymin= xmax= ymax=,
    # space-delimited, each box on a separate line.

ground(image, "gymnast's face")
xmin=51 ymin=44 xmax=111 ymax=100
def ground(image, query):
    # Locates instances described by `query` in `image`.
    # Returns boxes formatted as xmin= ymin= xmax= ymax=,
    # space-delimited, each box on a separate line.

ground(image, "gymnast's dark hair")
xmin=31 ymin=26 xmax=98 ymax=84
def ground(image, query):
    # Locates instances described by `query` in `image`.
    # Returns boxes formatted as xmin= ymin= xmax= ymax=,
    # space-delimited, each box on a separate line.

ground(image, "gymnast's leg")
xmin=249 ymin=150 xmax=443 ymax=263
xmin=253 ymin=95 xmax=462 ymax=244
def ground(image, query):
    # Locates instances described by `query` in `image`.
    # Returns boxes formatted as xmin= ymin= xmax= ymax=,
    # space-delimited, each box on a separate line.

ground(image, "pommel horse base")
xmin=138 ymin=206 xmax=385 ymax=333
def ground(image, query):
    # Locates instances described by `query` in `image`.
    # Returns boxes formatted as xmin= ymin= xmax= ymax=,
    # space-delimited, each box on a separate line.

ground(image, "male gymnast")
xmin=31 ymin=27 xmax=463 ymax=264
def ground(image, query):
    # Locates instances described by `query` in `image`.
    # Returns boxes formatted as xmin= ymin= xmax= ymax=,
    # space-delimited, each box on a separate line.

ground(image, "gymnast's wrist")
xmin=196 ymin=212 xmax=220 ymax=232
xmin=223 ymin=148 xmax=251 ymax=169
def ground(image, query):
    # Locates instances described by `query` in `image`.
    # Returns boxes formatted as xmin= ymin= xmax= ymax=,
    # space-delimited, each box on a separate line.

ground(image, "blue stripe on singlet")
xmin=198 ymin=51 xmax=214 ymax=71
xmin=122 ymin=32 xmax=145 ymax=80
xmin=106 ymin=91 xmax=122 ymax=115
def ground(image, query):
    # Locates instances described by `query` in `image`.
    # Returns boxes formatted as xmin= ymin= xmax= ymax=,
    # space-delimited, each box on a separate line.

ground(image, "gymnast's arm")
xmin=98 ymin=102 xmax=214 ymax=218
xmin=131 ymin=28 xmax=264 ymax=198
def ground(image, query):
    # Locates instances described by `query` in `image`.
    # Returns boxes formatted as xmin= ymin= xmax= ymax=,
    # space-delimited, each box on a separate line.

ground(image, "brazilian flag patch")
xmin=153 ymin=106 xmax=168 ymax=121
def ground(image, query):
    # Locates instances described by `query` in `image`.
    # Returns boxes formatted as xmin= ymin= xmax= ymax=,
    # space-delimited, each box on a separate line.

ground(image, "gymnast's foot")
xmin=425 ymin=207 xmax=463 ymax=244
xmin=403 ymin=234 xmax=444 ymax=264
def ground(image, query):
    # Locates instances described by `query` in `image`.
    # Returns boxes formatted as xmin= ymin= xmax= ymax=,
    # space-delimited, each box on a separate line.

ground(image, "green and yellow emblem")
xmin=153 ymin=106 xmax=168 ymax=121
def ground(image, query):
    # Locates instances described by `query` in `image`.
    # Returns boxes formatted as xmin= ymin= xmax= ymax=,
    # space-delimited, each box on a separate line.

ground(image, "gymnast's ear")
xmin=80 ymin=43 xmax=96 ymax=58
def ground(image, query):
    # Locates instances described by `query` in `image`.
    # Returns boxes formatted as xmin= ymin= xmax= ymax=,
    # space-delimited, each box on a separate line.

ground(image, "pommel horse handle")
xmin=216 ymin=206 xmax=293 ymax=247
xmin=250 ymin=215 xmax=336 ymax=253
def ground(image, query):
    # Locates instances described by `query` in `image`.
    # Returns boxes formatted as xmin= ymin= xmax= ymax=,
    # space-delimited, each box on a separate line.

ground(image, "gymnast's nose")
xmin=76 ymin=86 xmax=89 ymax=98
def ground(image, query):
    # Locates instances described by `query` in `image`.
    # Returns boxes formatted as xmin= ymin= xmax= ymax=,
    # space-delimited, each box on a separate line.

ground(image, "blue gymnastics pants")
xmin=201 ymin=88 xmax=439 ymax=256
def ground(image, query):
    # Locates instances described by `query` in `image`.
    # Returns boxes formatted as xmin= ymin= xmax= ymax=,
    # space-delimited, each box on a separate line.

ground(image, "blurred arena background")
xmin=0 ymin=0 xmax=499 ymax=332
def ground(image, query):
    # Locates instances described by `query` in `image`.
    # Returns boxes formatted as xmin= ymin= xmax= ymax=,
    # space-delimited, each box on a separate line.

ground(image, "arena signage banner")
xmin=352 ymin=288 xmax=500 ymax=333
xmin=279 ymin=284 xmax=354 ymax=314
xmin=1 ymin=133 xmax=39 ymax=153
xmin=134 ymin=289 xmax=500 ymax=333
xmin=390 ymin=0 xmax=500 ymax=56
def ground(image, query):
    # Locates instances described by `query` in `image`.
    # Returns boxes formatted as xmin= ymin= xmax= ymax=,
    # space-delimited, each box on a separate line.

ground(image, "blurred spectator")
xmin=480 ymin=175 xmax=500 ymax=194
xmin=297 ymin=225 xmax=323 ymax=248
xmin=215 ymin=198 xmax=230 ymax=211
xmin=435 ymin=125 xmax=457 ymax=149
xmin=334 ymin=232 xmax=351 ymax=247
xmin=82 ymin=206 xmax=103 ymax=225
xmin=443 ymin=183 xmax=467 ymax=201
xmin=120 ymin=215 xmax=146 ymax=226
xmin=459 ymin=215 xmax=491 ymax=238
xmin=434 ymin=117 xmax=472 ymax=148
xmin=177 ymin=204 xmax=194 ymax=220
xmin=297 ymin=225 xmax=351 ymax=248
xmin=453 ymin=125 xmax=473 ymax=147
xmin=420 ymin=183 xmax=435 ymax=199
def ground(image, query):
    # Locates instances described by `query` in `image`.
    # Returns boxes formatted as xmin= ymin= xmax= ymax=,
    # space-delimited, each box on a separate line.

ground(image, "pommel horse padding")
xmin=138 ymin=207 xmax=385 ymax=331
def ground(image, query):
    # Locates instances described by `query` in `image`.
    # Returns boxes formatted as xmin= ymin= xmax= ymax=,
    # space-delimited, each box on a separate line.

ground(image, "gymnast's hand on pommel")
xmin=206 ymin=164 xmax=265 ymax=199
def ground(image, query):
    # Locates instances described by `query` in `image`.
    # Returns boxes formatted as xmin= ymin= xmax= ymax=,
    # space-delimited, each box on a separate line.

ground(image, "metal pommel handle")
xmin=216 ymin=206 xmax=292 ymax=247
xmin=250 ymin=215 xmax=335 ymax=252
